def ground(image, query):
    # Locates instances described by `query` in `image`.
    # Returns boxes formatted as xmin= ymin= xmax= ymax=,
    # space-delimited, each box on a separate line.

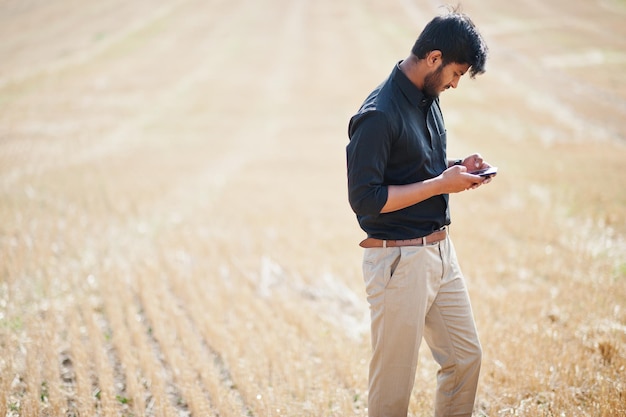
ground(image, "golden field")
xmin=1 ymin=0 xmax=625 ymax=416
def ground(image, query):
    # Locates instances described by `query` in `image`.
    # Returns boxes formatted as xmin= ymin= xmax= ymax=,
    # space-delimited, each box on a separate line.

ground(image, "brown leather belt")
xmin=359 ymin=228 xmax=447 ymax=248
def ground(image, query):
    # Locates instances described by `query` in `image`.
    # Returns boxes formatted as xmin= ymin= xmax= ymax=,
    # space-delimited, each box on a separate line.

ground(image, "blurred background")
xmin=1 ymin=0 xmax=625 ymax=416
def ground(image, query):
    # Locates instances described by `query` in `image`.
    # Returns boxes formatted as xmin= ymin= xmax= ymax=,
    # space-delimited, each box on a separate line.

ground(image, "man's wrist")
xmin=450 ymin=158 xmax=463 ymax=167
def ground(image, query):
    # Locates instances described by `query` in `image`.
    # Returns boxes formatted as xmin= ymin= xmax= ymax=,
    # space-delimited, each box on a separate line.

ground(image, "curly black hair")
xmin=410 ymin=8 xmax=488 ymax=78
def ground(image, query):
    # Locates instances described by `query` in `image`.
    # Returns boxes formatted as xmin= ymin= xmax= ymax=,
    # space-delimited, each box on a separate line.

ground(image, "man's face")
xmin=423 ymin=61 xmax=471 ymax=98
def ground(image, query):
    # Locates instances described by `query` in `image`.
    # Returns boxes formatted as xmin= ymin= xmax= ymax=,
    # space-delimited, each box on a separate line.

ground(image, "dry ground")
xmin=1 ymin=0 xmax=625 ymax=416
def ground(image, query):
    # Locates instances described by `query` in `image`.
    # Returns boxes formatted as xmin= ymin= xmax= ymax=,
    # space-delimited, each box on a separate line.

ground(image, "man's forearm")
xmin=380 ymin=179 xmax=441 ymax=213
xmin=380 ymin=164 xmax=486 ymax=214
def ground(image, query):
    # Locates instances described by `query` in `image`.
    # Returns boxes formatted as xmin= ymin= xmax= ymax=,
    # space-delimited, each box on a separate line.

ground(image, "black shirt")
xmin=346 ymin=63 xmax=450 ymax=240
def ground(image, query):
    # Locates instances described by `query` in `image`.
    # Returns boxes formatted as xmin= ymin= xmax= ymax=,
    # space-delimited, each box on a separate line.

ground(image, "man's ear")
xmin=426 ymin=50 xmax=442 ymax=67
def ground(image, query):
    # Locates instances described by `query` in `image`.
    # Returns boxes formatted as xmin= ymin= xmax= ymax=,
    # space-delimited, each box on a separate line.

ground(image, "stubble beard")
xmin=422 ymin=64 xmax=445 ymax=99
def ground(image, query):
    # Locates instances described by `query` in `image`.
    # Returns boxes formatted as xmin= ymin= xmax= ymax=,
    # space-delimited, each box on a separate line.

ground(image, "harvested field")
xmin=1 ymin=0 xmax=625 ymax=416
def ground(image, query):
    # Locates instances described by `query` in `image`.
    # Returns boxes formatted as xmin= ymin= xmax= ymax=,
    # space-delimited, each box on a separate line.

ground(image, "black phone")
xmin=470 ymin=166 xmax=498 ymax=177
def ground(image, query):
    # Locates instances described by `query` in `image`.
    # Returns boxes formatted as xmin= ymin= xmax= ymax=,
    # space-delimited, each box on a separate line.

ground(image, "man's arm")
xmin=348 ymin=113 xmax=493 ymax=215
xmin=381 ymin=165 xmax=484 ymax=213
xmin=347 ymin=111 xmax=392 ymax=216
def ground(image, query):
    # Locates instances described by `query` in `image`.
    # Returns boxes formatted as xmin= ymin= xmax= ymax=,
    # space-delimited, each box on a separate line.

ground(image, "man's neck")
xmin=399 ymin=55 xmax=426 ymax=91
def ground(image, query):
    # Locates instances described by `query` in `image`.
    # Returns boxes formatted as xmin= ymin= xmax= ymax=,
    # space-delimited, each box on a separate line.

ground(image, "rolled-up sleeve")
xmin=346 ymin=110 xmax=391 ymax=216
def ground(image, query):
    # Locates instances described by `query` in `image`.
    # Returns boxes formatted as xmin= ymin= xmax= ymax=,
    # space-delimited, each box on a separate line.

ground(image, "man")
xmin=346 ymin=10 xmax=492 ymax=417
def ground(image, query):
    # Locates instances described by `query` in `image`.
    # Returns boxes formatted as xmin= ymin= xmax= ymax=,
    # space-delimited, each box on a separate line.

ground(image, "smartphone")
xmin=470 ymin=166 xmax=498 ymax=177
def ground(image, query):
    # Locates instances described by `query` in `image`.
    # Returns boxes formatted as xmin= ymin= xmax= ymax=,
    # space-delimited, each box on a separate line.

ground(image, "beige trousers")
xmin=363 ymin=235 xmax=481 ymax=417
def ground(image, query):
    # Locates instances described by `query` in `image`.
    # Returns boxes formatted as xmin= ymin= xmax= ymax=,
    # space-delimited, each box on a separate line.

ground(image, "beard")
xmin=422 ymin=64 xmax=445 ymax=99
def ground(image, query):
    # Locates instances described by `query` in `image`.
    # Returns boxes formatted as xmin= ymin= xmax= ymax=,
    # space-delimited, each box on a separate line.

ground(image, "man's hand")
xmin=440 ymin=153 xmax=496 ymax=193
xmin=438 ymin=165 xmax=484 ymax=193
xmin=460 ymin=153 xmax=488 ymax=171
xmin=463 ymin=153 xmax=495 ymax=188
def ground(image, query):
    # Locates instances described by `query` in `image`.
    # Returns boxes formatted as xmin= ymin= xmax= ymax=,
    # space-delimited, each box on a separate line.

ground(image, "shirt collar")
xmin=392 ymin=61 xmax=433 ymax=110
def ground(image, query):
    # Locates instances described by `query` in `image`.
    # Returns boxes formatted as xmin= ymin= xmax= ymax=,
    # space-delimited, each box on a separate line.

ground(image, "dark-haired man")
xmin=346 ymin=10 xmax=493 ymax=417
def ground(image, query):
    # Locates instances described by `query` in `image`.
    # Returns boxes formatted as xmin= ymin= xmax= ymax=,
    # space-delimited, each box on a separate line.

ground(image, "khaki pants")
xmin=363 ymin=236 xmax=481 ymax=417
